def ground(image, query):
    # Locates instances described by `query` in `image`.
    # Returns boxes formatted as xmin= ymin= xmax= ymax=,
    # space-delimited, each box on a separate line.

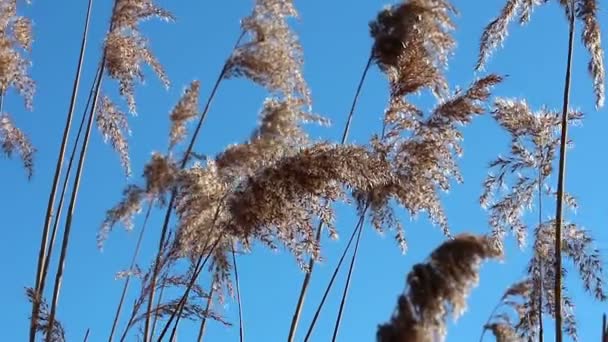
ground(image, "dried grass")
xmin=377 ymin=234 xmax=501 ymax=342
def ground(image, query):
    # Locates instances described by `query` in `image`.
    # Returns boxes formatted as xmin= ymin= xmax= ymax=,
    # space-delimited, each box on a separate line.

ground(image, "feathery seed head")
xmin=377 ymin=234 xmax=501 ymax=342
xmin=169 ymin=81 xmax=201 ymax=149
xmin=96 ymin=95 xmax=132 ymax=176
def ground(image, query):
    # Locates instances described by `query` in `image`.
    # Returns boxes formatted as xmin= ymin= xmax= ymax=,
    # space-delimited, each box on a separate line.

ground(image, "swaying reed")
xmin=477 ymin=1 xmax=605 ymax=339
xmin=10 ymin=0 xmax=607 ymax=340
xmin=0 ymin=0 xmax=35 ymax=177
xmin=377 ymin=234 xmax=502 ymax=342
xmin=480 ymin=98 xmax=606 ymax=340
xmin=29 ymin=1 xmax=93 ymax=340
xmin=43 ymin=1 xmax=173 ymax=340
xmin=481 ymin=216 xmax=606 ymax=341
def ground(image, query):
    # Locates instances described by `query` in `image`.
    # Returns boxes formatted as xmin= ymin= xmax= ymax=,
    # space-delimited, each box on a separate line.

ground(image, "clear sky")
xmin=2 ymin=0 xmax=607 ymax=341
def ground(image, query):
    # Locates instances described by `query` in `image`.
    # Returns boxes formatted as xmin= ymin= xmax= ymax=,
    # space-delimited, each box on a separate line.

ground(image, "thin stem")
xmin=0 ymin=92 xmax=4 ymax=112
xmin=46 ymin=63 xmax=105 ymax=342
xmin=303 ymin=213 xmax=366 ymax=342
xmin=108 ymin=203 xmax=154 ymax=342
xmin=331 ymin=211 xmax=366 ymax=342
xmin=158 ymin=238 xmax=221 ymax=341
xmin=287 ymin=53 xmax=373 ymax=342
xmin=340 ymin=53 xmax=373 ymax=144
xmin=83 ymin=328 xmax=90 ymax=342
xmin=554 ymin=2 xmax=575 ymax=341
xmin=232 ymin=243 xmax=244 ymax=342
xmin=538 ymin=150 xmax=544 ymax=342
xmin=478 ymin=301 xmax=504 ymax=342
xmin=30 ymin=1 xmax=93 ymax=339
xmin=37 ymin=64 xmax=100 ymax=337
xmin=149 ymin=275 xmax=168 ymax=341
xmin=197 ymin=280 xmax=216 ymax=342
xmin=143 ymin=31 xmax=245 ymax=342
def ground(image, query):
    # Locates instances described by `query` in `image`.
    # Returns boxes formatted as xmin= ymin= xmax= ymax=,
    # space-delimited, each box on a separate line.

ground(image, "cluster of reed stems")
xmin=2 ymin=0 xmax=605 ymax=341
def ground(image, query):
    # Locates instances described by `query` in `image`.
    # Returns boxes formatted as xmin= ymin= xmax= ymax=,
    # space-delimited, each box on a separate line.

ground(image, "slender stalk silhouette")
xmin=554 ymin=2 xmax=576 ymax=339
xmin=231 ymin=244 xmax=244 ymax=342
xmin=287 ymin=53 xmax=373 ymax=342
xmin=197 ymin=279 xmax=216 ymax=342
xmin=331 ymin=208 xmax=367 ymax=341
xmin=303 ymin=214 xmax=365 ymax=341
xmin=46 ymin=62 xmax=105 ymax=341
xmin=108 ymin=203 xmax=153 ymax=341
xmin=29 ymin=0 xmax=93 ymax=339
xmin=142 ymin=31 xmax=245 ymax=341
xmin=537 ymin=147 xmax=544 ymax=342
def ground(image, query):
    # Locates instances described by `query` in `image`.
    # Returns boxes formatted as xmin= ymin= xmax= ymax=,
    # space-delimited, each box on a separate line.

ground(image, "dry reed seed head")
xmin=478 ymin=0 xmax=605 ymax=108
xmin=25 ymin=288 xmax=66 ymax=342
xmin=169 ymin=80 xmax=200 ymax=149
xmin=483 ymin=279 xmax=539 ymax=341
xmin=377 ymin=75 xmax=502 ymax=240
xmin=173 ymin=160 xmax=230 ymax=256
xmin=98 ymin=184 xmax=145 ymax=248
xmin=104 ymin=31 xmax=169 ymax=114
xmin=0 ymin=113 xmax=34 ymax=177
xmin=481 ymin=98 xmax=571 ymax=250
xmin=216 ymin=97 xmax=328 ymax=179
xmin=485 ymin=323 xmax=521 ymax=342
xmin=226 ymin=143 xmax=396 ymax=267
xmin=96 ymin=95 xmax=132 ymax=176
xmin=143 ymin=152 xmax=178 ymax=202
xmin=226 ymin=0 xmax=311 ymax=103
xmin=377 ymin=234 xmax=501 ymax=342
xmin=535 ymin=220 xmax=606 ymax=300
xmin=0 ymin=1 xmax=35 ymax=109
xmin=370 ymin=0 xmax=456 ymax=99
xmin=576 ymin=0 xmax=605 ymax=108
xmin=111 ymin=0 xmax=174 ymax=31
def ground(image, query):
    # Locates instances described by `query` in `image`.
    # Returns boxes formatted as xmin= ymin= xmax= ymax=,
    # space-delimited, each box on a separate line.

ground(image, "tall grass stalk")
xmin=303 ymin=213 xmax=366 ymax=341
xmin=46 ymin=62 xmax=106 ymax=341
xmin=29 ymin=1 xmax=93 ymax=339
xmin=108 ymin=204 xmax=153 ymax=341
xmin=287 ymin=53 xmax=373 ymax=342
xmin=554 ymin=1 xmax=576 ymax=339
xmin=142 ymin=31 xmax=245 ymax=342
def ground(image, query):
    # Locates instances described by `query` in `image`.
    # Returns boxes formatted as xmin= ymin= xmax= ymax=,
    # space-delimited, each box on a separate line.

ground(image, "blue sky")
xmin=2 ymin=0 xmax=607 ymax=341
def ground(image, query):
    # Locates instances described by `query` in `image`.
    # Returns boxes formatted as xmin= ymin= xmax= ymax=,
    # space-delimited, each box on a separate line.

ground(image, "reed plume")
xmin=26 ymin=288 xmax=66 ymax=342
xmin=0 ymin=0 xmax=35 ymax=176
xmin=476 ymin=0 xmax=604 ymax=108
xmin=44 ymin=1 xmax=174 ymax=339
xmin=377 ymin=234 xmax=502 ymax=342
xmin=482 ymin=219 xmax=605 ymax=341
xmin=1 ymin=113 xmax=34 ymax=176
xmin=225 ymin=0 xmax=310 ymax=103
xmin=96 ymin=96 xmax=132 ymax=176
xmin=480 ymin=98 xmax=581 ymax=250
xmin=104 ymin=0 xmax=173 ymax=114
xmin=480 ymin=98 xmax=605 ymax=341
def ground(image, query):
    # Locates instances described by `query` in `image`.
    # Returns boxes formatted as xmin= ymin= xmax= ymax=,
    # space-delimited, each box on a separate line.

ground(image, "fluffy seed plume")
xmin=96 ymin=95 xmax=132 ymax=176
xmin=366 ymin=75 xmax=502 ymax=247
xmin=98 ymin=154 xmax=178 ymax=248
xmin=370 ymin=0 xmax=457 ymax=99
xmin=481 ymin=279 xmax=533 ymax=342
xmin=0 ymin=0 xmax=35 ymax=109
xmin=377 ymin=234 xmax=501 ymax=342
xmin=26 ymin=287 xmax=66 ymax=342
xmin=576 ymin=0 xmax=605 ymax=108
xmin=1 ymin=113 xmax=34 ymax=177
xmin=169 ymin=81 xmax=200 ymax=149
xmin=225 ymin=0 xmax=311 ymax=103
xmin=480 ymin=98 xmax=582 ymax=249
xmin=477 ymin=0 xmax=605 ymax=108
xmin=104 ymin=0 xmax=173 ymax=113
